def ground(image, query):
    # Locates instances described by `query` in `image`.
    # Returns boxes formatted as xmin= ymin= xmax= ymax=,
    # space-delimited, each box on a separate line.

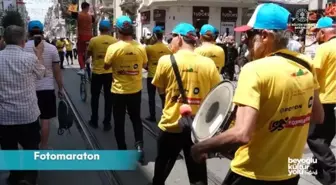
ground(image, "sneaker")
xmin=88 ymin=120 xmax=98 ymax=129
xmin=136 ymin=144 xmax=144 ymax=164
xmin=145 ymin=116 xmax=156 ymax=122
xmin=103 ymin=124 xmax=112 ymax=131
xmin=77 ymin=69 xmax=85 ymax=75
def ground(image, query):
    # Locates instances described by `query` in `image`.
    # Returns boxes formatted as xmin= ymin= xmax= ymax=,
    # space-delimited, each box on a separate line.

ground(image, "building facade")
xmin=135 ymin=0 xmax=257 ymax=41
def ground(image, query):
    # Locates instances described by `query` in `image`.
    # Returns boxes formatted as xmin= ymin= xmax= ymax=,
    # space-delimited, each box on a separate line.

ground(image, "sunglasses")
xmin=246 ymin=29 xmax=262 ymax=40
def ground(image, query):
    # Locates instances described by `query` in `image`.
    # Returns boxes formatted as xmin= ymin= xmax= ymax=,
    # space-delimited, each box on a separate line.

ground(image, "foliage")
xmin=1 ymin=10 xmax=25 ymax=29
xmin=65 ymin=17 xmax=76 ymax=35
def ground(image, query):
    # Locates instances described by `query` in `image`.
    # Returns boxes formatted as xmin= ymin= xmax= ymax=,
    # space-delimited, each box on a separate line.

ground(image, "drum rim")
xmin=192 ymin=80 xmax=236 ymax=143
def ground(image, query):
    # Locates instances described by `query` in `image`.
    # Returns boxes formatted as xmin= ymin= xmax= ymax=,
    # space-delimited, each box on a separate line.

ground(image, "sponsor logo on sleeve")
xmin=269 ymin=113 xmax=311 ymax=132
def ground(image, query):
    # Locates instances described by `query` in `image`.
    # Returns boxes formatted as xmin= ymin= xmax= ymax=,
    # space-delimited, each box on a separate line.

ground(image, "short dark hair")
xmin=201 ymin=34 xmax=213 ymax=42
xmin=4 ymin=25 xmax=25 ymax=45
xmin=81 ymin=2 xmax=90 ymax=10
xmin=29 ymin=28 xmax=43 ymax=38
xmin=154 ymin=33 xmax=163 ymax=40
xmin=182 ymin=36 xmax=196 ymax=46
xmin=118 ymin=27 xmax=134 ymax=36
xmin=99 ymin=27 xmax=110 ymax=33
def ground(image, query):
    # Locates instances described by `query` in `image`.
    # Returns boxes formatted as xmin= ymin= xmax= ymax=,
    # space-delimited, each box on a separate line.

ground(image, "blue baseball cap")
xmin=99 ymin=20 xmax=111 ymax=29
xmin=214 ymin=27 xmax=219 ymax=35
xmin=312 ymin=17 xmax=335 ymax=32
xmin=116 ymin=15 xmax=132 ymax=30
xmin=200 ymin=24 xmax=216 ymax=36
xmin=172 ymin=22 xmax=197 ymax=40
xmin=235 ymin=3 xmax=290 ymax=32
xmin=153 ymin=26 xmax=164 ymax=33
xmin=28 ymin=20 xmax=44 ymax=31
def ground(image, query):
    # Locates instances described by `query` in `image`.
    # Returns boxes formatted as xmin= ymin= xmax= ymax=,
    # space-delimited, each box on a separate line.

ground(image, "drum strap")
xmin=272 ymin=52 xmax=312 ymax=72
xmin=170 ymin=55 xmax=188 ymax=104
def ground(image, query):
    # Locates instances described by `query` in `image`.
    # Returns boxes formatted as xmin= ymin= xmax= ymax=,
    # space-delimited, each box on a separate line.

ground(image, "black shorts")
xmin=66 ymin=51 xmax=73 ymax=58
xmin=36 ymin=90 xmax=57 ymax=119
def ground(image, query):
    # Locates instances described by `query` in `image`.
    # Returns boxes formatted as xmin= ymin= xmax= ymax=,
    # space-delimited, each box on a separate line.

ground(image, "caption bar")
xmin=0 ymin=150 xmax=140 ymax=170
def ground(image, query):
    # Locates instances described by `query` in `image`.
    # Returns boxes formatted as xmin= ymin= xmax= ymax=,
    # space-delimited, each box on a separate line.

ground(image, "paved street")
xmin=62 ymin=60 xmax=336 ymax=185
xmin=0 ymin=104 xmax=105 ymax=185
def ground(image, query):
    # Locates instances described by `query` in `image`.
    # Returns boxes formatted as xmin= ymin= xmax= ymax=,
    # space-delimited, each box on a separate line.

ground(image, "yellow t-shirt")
xmin=104 ymin=40 xmax=148 ymax=94
xmin=88 ymin=35 xmax=117 ymax=74
xmin=231 ymin=49 xmax=319 ymax=181
xmin=313 ymin=37 xmax=336 ymax=104
xmin=146 ymin=42 xmax=172 ymax=78
xmin=195 ymin=43 xmax=225 ymax=72
xmin=65 ymin=40 xmax=73 ymax=51
xmin=152 ymin=50 xmax=221 ymax=133
xmin=56 ymin=40 xmax=65 ymax=52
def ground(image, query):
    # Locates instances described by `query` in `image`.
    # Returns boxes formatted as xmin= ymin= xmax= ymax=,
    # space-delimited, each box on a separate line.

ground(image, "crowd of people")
xmin=0 ymin=2 xmax=335 ymax=185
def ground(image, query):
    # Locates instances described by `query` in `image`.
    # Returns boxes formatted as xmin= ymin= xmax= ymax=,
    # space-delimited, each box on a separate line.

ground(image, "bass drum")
xmin=191 ymin=80 xmax=238 ymax=160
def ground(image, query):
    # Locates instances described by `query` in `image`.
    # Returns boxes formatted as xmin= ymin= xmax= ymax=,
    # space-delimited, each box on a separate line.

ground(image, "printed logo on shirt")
xmin=268 ymin=113 xmax=311 ymax=132
xmin=193 ymin=87 xmax=200 ymax=95
xmin=279 ymin=104 xmax=302 ymax=114
xmin=308 ymin=96 xmax=313 ymax=108
xmin=291 ymin=69 xmax=308 ymax=77
xmin=125 ymin=52 xmax=135 ymax=55
xmin=116 ymin=70 xmax=139 ymax=75
xmin=171 ymin=94 xmax=202 ymax=105
xmin=182 ymin=68 xmax=197 ymax=73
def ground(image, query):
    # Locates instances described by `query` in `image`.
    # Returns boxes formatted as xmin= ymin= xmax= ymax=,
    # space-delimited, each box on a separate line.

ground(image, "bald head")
xmin=227 ymin=35 xmax=235 ymax=45
xmin=316 ymin=27 xmax=336 ymax=43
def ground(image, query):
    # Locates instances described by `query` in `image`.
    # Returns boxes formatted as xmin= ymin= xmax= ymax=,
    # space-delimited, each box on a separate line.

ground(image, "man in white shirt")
xmin=24 ymin=20 xmax=64 ymax=150
xmin=286 ymin=30 xmax=302 ymax=53
xmin=0 ymin=25 xmax=45 ymax=185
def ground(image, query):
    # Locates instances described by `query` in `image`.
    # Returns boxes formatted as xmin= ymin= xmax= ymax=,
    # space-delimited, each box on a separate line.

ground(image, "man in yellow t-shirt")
xmin=104 ymin=16 xmax=147 ymax=163
xmin=308 ymin=16 xmax=336 ymax=184
xmin=190 ymin=3 xmax=324 ymax=185
xmin=56 ymin=37 xmax=65 ymax=68
xmin=65 ymin=38 xmax=74 ymax=65
xmin=145 ymin=26 xmax=172 ymax=122
xmin=195 ymin=24 xmax=225 ymax=72
xmin=151 ymin=22 xmax=221 ymax=185
xmin=87 ymin=20 xmax=117 ymax=131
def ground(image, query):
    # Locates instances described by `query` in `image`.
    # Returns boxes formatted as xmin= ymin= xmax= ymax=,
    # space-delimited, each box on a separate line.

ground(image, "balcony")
xmin=139 ymin=0 xmax=257 ymax=10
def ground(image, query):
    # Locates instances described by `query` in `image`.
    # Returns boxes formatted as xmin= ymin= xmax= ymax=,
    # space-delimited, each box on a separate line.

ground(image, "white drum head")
xmin=192 ymin=81 xmax=235 ymax=143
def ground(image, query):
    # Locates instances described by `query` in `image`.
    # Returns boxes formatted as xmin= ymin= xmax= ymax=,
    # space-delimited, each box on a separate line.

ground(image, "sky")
xmin=24 ymin=0 xmax=54 ymax=23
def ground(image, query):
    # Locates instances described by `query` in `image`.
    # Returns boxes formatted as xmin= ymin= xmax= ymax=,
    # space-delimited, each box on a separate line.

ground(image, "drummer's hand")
xmin=191 ymin=145 xmax=208 ymax=163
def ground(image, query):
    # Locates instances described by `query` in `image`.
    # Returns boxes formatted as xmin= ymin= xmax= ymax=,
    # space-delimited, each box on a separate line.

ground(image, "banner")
xmin=153 ymin=9 xmax=166 ymax=22
xmin=68 ymin=4 xmax=78 ymax=13
xmin=193 ymin=6 xmax=209 ymax=20
xmin=220 ymin=22 xmax=235 ymax=37
xmin=221 ymin=7 xmax=238 ymax=22
xmin=0 ymin=150 xmax=140 ymax=170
